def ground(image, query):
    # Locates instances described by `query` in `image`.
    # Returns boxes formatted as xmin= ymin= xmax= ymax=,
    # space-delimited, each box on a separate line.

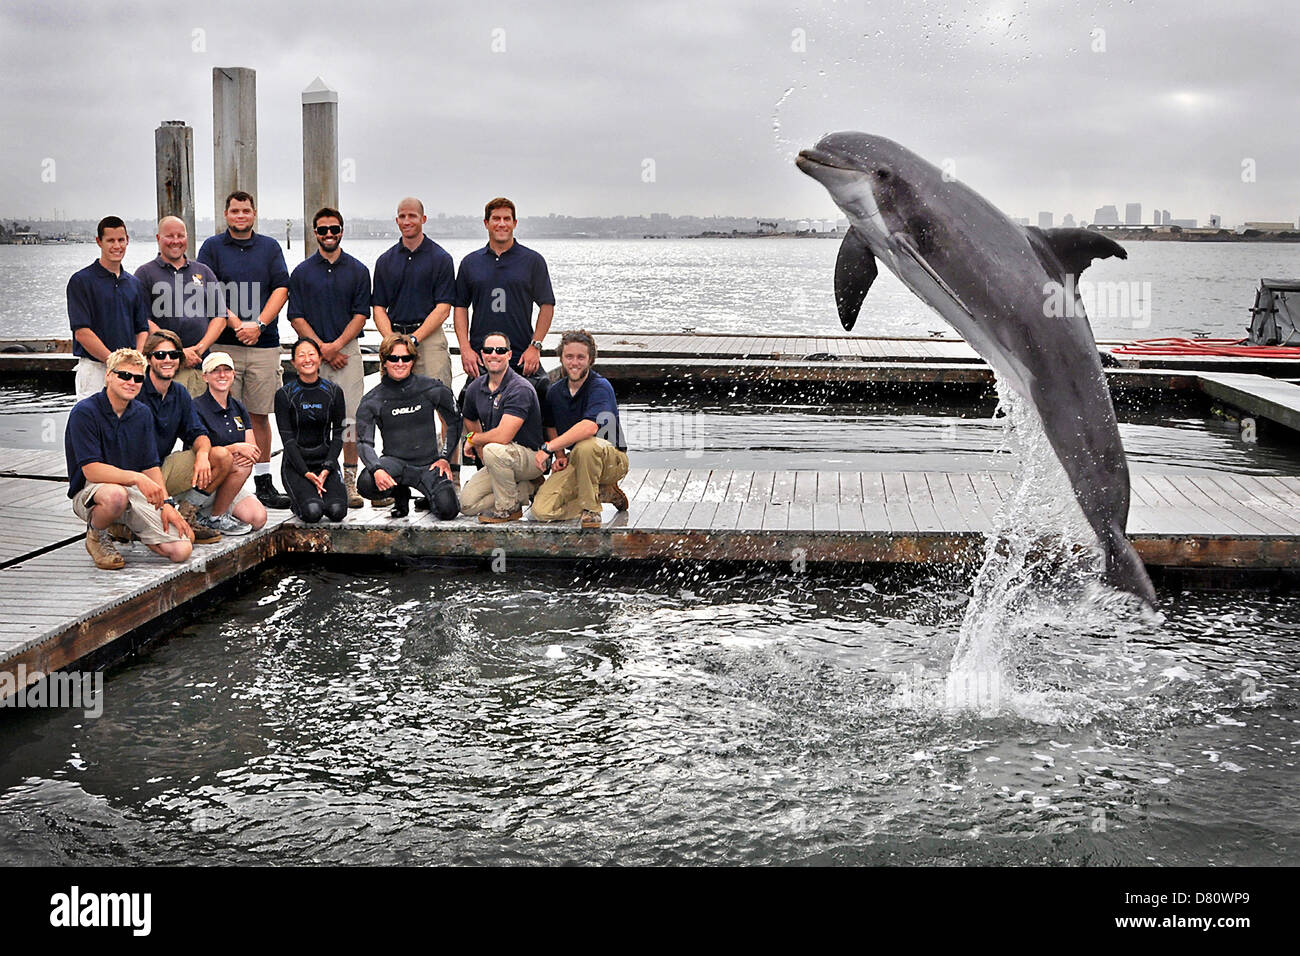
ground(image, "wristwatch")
xmin=530 ymin=339 xmax=544 ymax=352
xmin=542 ymin=443 xmax=556 ymax=459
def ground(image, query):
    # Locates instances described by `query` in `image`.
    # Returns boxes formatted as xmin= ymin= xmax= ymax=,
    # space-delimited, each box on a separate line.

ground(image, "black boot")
xmin=254 ymin=473 xmax=291 ymax=510
xmin=388 ymin=486 xmax=411 ymax=518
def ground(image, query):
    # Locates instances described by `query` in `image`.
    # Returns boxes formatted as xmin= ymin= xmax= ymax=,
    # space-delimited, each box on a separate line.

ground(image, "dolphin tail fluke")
xmin=1100 ymin=524 xmax=1157 ymax=608
xmin=834 ymin=226 xmax=878 ymax=331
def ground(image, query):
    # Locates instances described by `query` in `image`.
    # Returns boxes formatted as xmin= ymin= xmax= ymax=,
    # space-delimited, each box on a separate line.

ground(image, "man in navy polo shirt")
xmin=531 ymin=330 xmax=630 ymax=529
xmin=197 ymin=190 xmax=291 ymax=510
xmin=453 ymin=197 xmax=555 ymax=392
xmin=135 ymin=216 xmax=226 ymax=396
xmin=371 ymin=197 xmax=456 ymax=387
xmin=288 ymin=206 xmax=371 ymax=508
xmin=65 ymin=348 xmax=193 ymax=570
xmin=459 ymin=332 xmax=545 ymax=523
xmin=67 ymin=216 xmax=150 ymax=399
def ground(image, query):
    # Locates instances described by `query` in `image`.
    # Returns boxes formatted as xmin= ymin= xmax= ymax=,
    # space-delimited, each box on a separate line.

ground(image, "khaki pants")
xmin=459 ymin=442 xmax=544 ymax=515
xmin=174 ymin=365 xmax=206 ymax=398
xmin=162 ymin=449 xmax=197 ymax=497
xmin=319 ymin=337 xmax=364 ymax=425
xmin=75 ymin=356 xmax=105 ymax=400
xmin=414 ymin=326 xmax=453 ymax=388
xmin=531 ymin=438 xmax=629 ymax=520
xmin=72 ymin=483 xmax=185 ymax=545
xmin=224 ymin=343 xmax=282 ymax=415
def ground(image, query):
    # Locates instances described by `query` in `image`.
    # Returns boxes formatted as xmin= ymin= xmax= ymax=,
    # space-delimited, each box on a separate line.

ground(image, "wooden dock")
xmin=8 ymin=445 xmax=1300 ymax=694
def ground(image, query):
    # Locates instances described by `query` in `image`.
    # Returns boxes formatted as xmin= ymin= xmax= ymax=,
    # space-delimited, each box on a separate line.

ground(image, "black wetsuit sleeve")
xmin=434 ymin=382 xmax=462 ymax=461
xmin=275 ymin=387 xmax=310 ymax=476
xmin=355 ymin=388 xmax=381 ymax=471
xmin=323 ymin=385 xmax=345 ymax=468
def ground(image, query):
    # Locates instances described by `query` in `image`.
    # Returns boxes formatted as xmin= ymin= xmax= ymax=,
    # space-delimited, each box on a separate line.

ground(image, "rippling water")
xmin=2 ymin=238 xmax=1296 ymax=341
xmin=1 ymin=561 xmax=1295 ymax=865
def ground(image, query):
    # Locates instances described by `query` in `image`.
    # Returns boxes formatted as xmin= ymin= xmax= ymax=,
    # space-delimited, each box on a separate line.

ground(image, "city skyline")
xmin=2 ymin=1 xmax=1296 ymax=226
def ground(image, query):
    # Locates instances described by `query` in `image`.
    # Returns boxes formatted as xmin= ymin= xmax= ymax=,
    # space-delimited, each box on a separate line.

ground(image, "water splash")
xmin=946 ymin=376 xmax=1143 ymax=717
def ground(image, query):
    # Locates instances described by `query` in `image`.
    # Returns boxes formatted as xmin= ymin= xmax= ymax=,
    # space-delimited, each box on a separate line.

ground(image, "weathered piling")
xmin=301 ymin=77 xmax=339 ymax=259
xmin=154 ymin=120 xmax=196 ymax=256
xmin=212 ymin=67 xmax=257 ymax=225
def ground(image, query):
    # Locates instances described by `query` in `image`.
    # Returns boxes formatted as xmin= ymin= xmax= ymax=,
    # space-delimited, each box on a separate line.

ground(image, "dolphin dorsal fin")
xmin=835 ymin=226 xmax=878 ymax=331
xmin=1027 ymin=227 xmax=1128 ymax=284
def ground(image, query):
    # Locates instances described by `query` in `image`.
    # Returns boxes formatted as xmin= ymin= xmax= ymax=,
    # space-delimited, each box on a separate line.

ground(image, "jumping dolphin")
xmin=797 ymin=132 xmax=1156 ymax=607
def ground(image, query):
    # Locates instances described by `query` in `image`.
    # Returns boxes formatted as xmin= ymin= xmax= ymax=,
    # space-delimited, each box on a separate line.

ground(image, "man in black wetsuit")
xmin=354 ymin=333 xmax=461 ymax=519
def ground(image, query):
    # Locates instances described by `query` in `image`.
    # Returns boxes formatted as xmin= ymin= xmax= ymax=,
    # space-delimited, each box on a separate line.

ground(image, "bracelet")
xmin=163 ymin=497 xmax=177 ymax=508
xmin=465 ymin=431 xmax=475 ymax=447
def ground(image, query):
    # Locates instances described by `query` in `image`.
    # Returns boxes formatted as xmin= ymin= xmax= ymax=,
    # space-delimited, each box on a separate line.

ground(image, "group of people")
xmin=63 ymin=193 xmax=630 ymax=570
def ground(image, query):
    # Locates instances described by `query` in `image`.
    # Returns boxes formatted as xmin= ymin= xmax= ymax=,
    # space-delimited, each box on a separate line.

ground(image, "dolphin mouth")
xmin=796 ymin=148 xmax=856 ymax=172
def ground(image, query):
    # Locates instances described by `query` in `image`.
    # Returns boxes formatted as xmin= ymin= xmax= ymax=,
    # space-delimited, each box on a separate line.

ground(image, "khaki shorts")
xmin=75 ymin=356 xmax=105 ymax=401
xmin=224 ymin=343 xmax=282 ymax=415
xmin=174 ymin=365 xmax=206 ymax=398
xmin=72 ymin=483 xmax=185 ymax=545
xmin=162 ymin=449 xmax=197 ymax=497
xmin=414 ymin=327 xmax=453 ymax=388
xmin=319 ymin=337 xmax=364 ymax=424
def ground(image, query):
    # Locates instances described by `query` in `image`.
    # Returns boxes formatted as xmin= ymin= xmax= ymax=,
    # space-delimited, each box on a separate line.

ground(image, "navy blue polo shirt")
xmin=67 ymin=261 xmax=151 ymax=358
xmin=454 ymin=241 xmax=555 ymax=355
xmin=462 ymin=368 xmax=544 ymax=451
xmin=544 ymin=371 xmax=627 ymax=451
xmin=134 ymin=256 xmax=226 ymax=348
xmin=65 ymin=390 xmax=162 ymax=498
xmin=139 ymin=375 xmax=208 ymax=459
xmin=288 ymin=250 xmax=371 ymax=341
xmin=197 ymin=230 xmax=290 ymax=349
xmin=371 ymin=236 xmax=455 ymax=334
xmin=193 ymin=391 xmax=252 ymax=447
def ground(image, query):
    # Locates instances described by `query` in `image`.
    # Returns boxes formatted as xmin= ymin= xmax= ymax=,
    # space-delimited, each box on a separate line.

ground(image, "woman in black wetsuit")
xmin=275 ymin=338 xmax=348 ymax=523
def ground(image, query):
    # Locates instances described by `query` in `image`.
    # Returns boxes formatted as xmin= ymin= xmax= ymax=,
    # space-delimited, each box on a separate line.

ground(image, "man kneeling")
xmin=66 ymin=348 xmax=193 ymax=569
xmin=355 ymin=333 xmax=460 ymax=518
xmin=530 ymin=330 xmax=629 ymax=529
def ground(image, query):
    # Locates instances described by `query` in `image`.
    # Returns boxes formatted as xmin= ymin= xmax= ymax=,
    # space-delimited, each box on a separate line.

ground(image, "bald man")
xmin=371 ymin=197 xmax=456 ymax=389
xmin=135 ymin=216 xmax=226 ymax=396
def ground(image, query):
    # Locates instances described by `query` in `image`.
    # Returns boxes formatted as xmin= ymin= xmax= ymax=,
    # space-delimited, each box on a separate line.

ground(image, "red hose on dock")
xmin=1110 ymin=337 xmax=1300 ymax=358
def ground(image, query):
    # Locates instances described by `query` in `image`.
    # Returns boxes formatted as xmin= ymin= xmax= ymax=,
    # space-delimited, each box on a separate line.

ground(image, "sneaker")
xmin=580 ymin=509 xmax=603 ymax=529
xmin=85 ymin=527 xmax=125 ymax=570
xmin=344 ymin=467 xmax=364 ymax=509
xmin=600 ymin=482 xmax=629 ymax=512
xmin=205 ymin=511 xmax=253 ymax=536
xmin=178 ymin=501 xmax=221 ymax=543
xmin=478 ymin=508 xmax=523 ymax=524
xmin=254 ymin=473 xmax=291 ymax=510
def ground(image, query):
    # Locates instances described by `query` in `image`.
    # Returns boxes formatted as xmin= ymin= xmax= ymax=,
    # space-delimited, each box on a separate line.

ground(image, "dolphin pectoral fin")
xmin=1028 ymin=227 xmax=1128 ymax=283
xmin=834 ymin=226 xmax=877 ymax=331
xmin=891 ymin=233 xmax=974 ymax=319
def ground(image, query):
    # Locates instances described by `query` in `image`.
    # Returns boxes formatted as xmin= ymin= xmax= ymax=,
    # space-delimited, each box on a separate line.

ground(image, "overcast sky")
xmin=2 ymin=0 xmax=1296 ymax=226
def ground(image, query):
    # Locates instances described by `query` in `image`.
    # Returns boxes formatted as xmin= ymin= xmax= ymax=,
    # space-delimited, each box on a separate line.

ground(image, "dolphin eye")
xmin=876 ymin=169 xmax=891 ymax=182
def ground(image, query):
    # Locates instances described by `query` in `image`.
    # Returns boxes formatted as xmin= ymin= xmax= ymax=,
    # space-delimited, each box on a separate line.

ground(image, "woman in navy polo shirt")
xmin=274 ymin=338 xmax=348 ymax=524
xmin=192 ymin=352 xmax=268 ymax=533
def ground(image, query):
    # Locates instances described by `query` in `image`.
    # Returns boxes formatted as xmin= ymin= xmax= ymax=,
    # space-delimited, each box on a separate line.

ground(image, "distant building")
xmin=1239 ymin=221 xmax=1295 ymax=233
xmin=1062 ymin=213 xmax=1076 ymax=228
xmin=1094 ymin=205 xmax=1120 ymax=225
xmin=756 ymin=220 xmax=778 ymax=234
xmin=1171 ymin=218 xmax=1197 ymax=228
xmin=1209 ymin=214 xmax=1222 ymax=229
xmin=1161 ymin=210 xmax=1171 ymax=225
xmin=1125 ymin=203 xmax=1142 ymax=226
xmin=1037 ymin=212 xmax=1053 ymax=229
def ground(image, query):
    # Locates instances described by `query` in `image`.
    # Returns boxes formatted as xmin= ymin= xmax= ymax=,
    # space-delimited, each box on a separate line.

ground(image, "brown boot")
xmin=85 ymin=527 xmax=125 ymax=570
xmin=478 ymin=507 xmax=523 ymax=524
xmin=105 ymin=522 xmax=135 ymax=543
xmin=600 ymin=482 xmax=629 ymax=511
xmin=344 ymin=465 xmax=364 ymax=509
xmin=178 ymin=501 xmax=221 ymax=544
xmin=580 ymin=509 xmax=603 ymax=529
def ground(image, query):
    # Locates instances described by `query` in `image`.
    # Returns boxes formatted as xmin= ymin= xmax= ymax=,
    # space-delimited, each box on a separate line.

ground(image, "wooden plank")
xmin=710 ymin=502 xmax=742 ymax=530
xmin=794 ymin=470 xmax=818 ymax=504
xmin=921 ymin=472 xmax=967 ymax=533
xmin=761 ymin=500 xmax=789 ymax=532
xmin=1175 ymin=475 xmax=1285 ymax=536
xmin=837 ymin=471 xmax=863 ymax=503
xmin=701 ymin=469 xmax=732 ymax=502
xmin=655 ymin=469 xmax=690 ymax=503
xmin=787 ymin=497 xmax=816 ymax=532
xmin=770 ymin=471 xmax=796 ymax=505
xmin=685 ymin=501 xmax=718 ymax=530
xmin=679 ymin=468 xmax=713 ymax=503
xmin=1144 ymin=475 xmax=1234 ymax=535
xmin=722 ymin=470 xmax=754 ymax=503
xmin=881 ymin=473 xmax=916 ymax=533
xmin=635 ymin=468 xmax=671 ymax=501
xmin=812 ymin=500 xmax=840 ymax=532
xmin=859 ymin=472 xmax=890 ymax=531
xmin=1203 ymin=475 xmax=1300 ymax=534
xmin=943 ymin=473 xmax=990 ymax=533
xmin=816 ymin=472 xmax=840 ymax=502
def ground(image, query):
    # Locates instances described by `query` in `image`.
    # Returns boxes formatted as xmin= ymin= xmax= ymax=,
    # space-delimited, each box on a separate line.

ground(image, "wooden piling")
xmin=301 ymin=77 xmax=339 ymax=259
xmin=154 ymin=121 xmax=196 ymax=257
xmin=212 ymin=67 xmax=257 ymax=228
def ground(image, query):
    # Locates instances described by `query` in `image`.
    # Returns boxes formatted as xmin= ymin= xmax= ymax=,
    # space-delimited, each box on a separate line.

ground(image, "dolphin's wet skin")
xmin=0 ymin=561 xmax=1295 ymax=865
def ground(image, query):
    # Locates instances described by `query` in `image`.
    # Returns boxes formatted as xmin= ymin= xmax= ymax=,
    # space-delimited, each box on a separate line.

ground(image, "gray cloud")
xmin=2 ymin=0 xmax=1296 ymax=226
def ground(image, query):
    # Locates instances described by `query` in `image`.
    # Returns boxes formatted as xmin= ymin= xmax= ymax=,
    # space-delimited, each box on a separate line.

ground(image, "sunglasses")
xmin=385 ymin=354 xmax=415 ymax=364
xmin=150 ymin=349 xmax=183 ymax=360
xmin=481 ymin=346 xmax=510 ymax=355
xmin=113 ymin=370 xmax=146 ymax=384
xmin=315 ymin=225 xmax=343 ymax=236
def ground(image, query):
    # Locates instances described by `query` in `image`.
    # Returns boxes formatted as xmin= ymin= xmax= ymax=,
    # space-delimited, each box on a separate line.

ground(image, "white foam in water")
xmin=944 ymin=377 xmax=1158 ymax=720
